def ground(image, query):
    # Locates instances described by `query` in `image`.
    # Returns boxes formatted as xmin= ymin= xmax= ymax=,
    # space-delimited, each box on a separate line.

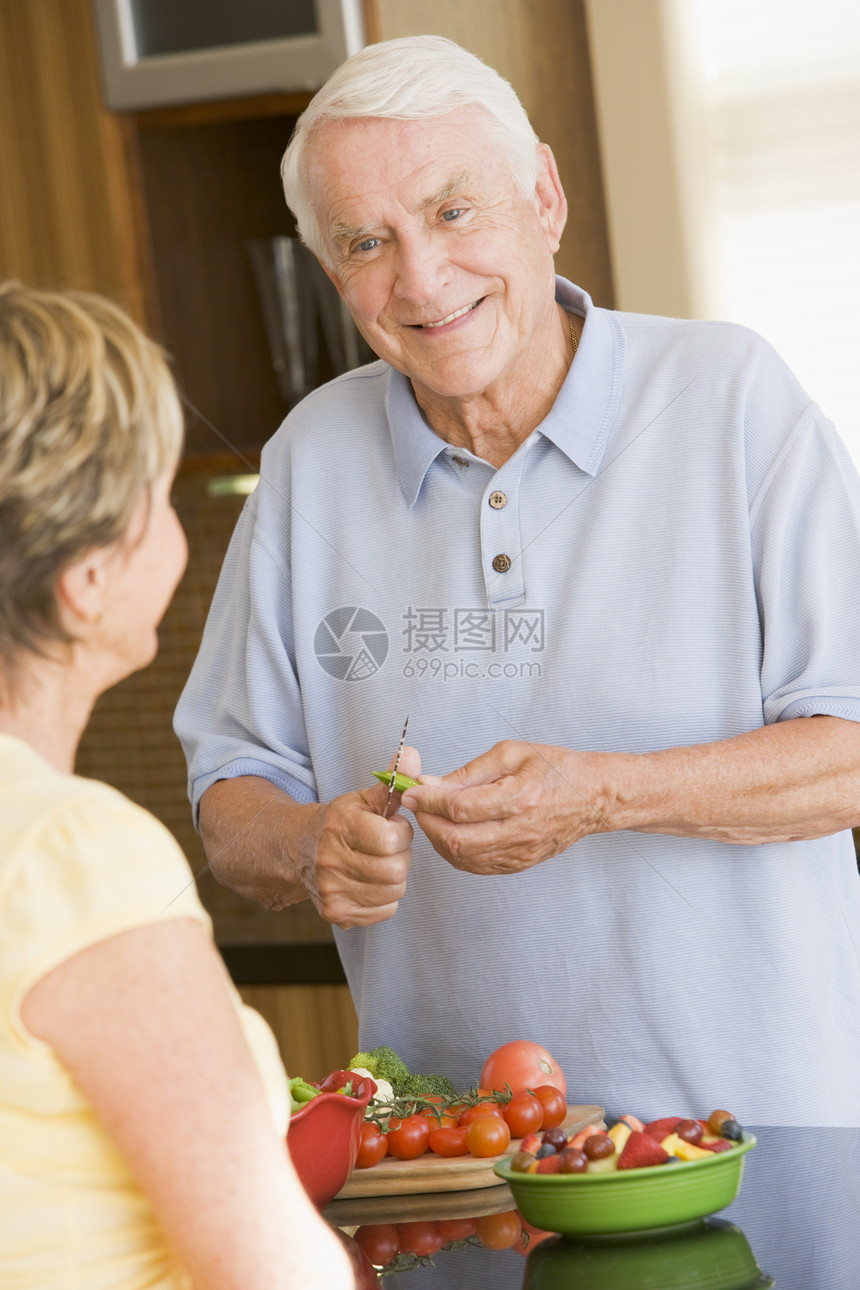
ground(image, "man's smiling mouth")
xmin=417 ymin=301 xmax=481 ymax=328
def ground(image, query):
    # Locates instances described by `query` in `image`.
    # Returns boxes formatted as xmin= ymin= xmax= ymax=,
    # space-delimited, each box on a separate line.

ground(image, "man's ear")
xmin=55 ymin=548 xmax=112 ymax=627
xmin=534 ymin=143 xmax=568 ymax=255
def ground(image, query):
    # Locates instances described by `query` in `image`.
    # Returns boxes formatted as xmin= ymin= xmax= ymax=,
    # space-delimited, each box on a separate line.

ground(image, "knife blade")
xmin=383 ymin=715 xmax=409 ymax=819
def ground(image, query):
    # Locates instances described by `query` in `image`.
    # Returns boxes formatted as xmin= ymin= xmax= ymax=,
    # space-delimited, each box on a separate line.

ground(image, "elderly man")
xmin=176 ymin=36 xmax=860 ymax=1124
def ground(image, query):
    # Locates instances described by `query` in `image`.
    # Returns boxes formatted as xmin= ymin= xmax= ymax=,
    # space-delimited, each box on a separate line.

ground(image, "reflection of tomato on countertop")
xmin=352 ymin=1205 xmax=550 ymax=1273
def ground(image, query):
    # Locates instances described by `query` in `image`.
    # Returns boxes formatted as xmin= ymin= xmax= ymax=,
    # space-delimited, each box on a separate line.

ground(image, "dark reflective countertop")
xmin=325 ymin=1127 xmax=860 ymax=1289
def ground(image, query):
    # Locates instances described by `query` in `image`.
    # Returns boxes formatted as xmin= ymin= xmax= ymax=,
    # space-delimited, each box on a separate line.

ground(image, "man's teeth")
xmin=422 ymin=302 xmax=478 ymax=328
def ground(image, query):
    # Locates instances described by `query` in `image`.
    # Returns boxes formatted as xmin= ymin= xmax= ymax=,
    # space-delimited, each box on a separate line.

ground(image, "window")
xmin=689 ymin=0 xmax=860 ymax=456
xmin=585 ymin=0 xmax=860 ymax=457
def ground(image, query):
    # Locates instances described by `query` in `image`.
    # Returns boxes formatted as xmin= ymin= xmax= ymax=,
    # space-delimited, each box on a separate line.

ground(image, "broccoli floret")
xmin=348 ymin=1045 xmax=410 ymax=1087
xmin=398 ymin=1072 xmax=458 ymax=1102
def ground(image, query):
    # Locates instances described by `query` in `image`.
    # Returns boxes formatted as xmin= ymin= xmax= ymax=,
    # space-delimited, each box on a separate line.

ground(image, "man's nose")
xmin=392 ymin=230 xmax=452 ymax=304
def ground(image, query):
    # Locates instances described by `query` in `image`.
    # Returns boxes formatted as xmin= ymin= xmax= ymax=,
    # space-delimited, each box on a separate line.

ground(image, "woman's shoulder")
xmin=1 ymin=737 xmax=209 ymax=957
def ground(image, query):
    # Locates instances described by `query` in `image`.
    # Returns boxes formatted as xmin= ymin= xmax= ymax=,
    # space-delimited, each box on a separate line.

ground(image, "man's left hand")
xmin=400 ymin=740 xmax=611 ymax=875
xmin=402 ymin=719 xmax=860 ymax=866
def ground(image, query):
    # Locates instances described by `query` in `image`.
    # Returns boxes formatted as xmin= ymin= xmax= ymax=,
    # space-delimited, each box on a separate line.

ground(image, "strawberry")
xmin=644 ymin=1116 xmax=683 ymax=1139
xmin=617 ymin=1131 xmax=669 ymax=1171
xmin=536 ymin=1154 xmax=561 ymax=1173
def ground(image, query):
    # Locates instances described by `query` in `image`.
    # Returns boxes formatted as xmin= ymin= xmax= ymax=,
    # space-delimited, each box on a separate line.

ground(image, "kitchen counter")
xmin=324 ymin=1126 xmax=859 ymax=1288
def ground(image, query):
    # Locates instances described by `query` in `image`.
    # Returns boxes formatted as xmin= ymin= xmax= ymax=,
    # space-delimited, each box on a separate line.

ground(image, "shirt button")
xmin=492 ymin=553 xmax=512 ymax=573
xmin=488 ymin=490 xmax=507 ymax=509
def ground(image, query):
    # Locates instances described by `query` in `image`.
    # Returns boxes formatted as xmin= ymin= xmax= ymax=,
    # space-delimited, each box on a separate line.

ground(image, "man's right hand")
xmin=197 ymin=747 xmax=420 ymax=928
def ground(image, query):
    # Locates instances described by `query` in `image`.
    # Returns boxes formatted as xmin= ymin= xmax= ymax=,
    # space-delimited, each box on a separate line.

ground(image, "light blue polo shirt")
xmin=176 ymin=279 xmax=860 ymax=1125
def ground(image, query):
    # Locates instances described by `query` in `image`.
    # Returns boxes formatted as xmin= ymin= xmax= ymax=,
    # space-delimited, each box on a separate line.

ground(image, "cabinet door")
xmin=0 ymin=0 xmax=153 ymax=325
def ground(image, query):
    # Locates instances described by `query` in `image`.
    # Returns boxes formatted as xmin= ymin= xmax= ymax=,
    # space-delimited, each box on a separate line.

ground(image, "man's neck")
xmin=410 ymin=304 xmax=575 ymax=469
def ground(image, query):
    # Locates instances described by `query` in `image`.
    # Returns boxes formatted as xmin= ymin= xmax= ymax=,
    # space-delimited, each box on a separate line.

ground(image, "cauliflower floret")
xmin=351 ymin=1067 xmax=395 ymax=1102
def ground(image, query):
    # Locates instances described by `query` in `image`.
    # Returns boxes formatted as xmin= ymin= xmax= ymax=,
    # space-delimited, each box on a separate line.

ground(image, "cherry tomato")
xmin=429 ymin=1125 xmax=469 ymax=1157
xmin=387 ymin=1114 xmax=431 ymax=1160
xmin=532 ymin=1084 xmax=567 ymax=1128
xmin=458 ymin=1102 xmax=504 ymax=1127
xmin=480 ymin=1040 xmax=567 ymax=1101
xmin=465 ymin=1114 xmax=512 ymax=1158
xmin=437 ymin=1217 xmax=477 ymax=1242
xmin=435 ymin=1111 xmax=461 ymax=1128
xmin=397 ymin=1221 xmax=444 ymax=1257
xmin=513 ymin=1216 xmax=555 ymax=1256
xmin=502 ymin=1092 xmax=544 ymax=1138
xmin=475 ymin=1210 xmax=522 ymax=1250
xmin=420 ymin=1098 xmax=460 ymax=1129
xmin=336 ymin=1231 xmax=380 ymax=1289
xmin=417 ymin=1094 xmax=445 ymax=1117
xmin=356 ymin=1122 xmax=389 ymax=1168
xmin=354 ymin=1223 xmax=399 ymax=1267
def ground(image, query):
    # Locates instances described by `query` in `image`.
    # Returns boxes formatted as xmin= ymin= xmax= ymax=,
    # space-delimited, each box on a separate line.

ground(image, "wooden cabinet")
xmin=0 ymin=0 xmax=613 ymax=325
xmin=0 ymin=0 xmax=151 ymax=322
xmin=1 ymin=0 xmax=614 ymax=448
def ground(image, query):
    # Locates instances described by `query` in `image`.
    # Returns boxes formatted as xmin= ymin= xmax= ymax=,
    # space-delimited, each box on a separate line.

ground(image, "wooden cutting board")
xmin=336 ymin=1104 xmax=604 ymax=1199
xmin=325 ymin=1181 xmax=518 ymax=1227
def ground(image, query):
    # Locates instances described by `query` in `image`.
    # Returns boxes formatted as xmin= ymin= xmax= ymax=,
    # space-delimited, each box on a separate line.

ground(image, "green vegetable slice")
xmin=373 ymin=770 xmax=421 ymax=793
xmin=288 ymin=1076 xmax=321 ymax=1115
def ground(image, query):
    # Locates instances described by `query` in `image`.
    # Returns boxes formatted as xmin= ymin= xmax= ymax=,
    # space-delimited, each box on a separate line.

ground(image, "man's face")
xmin=307 ymin=110 xmax=566 ymax=408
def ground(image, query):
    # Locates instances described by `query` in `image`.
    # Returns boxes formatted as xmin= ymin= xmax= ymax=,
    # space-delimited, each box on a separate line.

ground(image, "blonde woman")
xmin=0 ymin=283 xmax=355 ymax=1289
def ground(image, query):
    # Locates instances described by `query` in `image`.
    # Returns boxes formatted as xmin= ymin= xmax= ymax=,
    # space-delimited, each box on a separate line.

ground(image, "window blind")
xmin=688 ymin=0 xmax=860 ymax=457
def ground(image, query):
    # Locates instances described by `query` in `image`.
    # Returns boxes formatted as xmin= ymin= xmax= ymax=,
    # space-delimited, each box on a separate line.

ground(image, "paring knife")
xmin=383 ymin=715 xmax=409 ymax=818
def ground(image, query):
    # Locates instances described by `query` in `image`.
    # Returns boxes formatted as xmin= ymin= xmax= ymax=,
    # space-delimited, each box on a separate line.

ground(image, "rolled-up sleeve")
xmin=173 ymin=483 xmax=319 ymax=822
xmin=752 ymin=404 xmax=860 ymax=726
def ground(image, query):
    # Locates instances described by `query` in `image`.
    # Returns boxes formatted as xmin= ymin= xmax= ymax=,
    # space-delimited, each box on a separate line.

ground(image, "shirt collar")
xmin=385 ymin=368 xmax=449 ymax=508
xmin=385 ymin=276 xmax=623 ymax=506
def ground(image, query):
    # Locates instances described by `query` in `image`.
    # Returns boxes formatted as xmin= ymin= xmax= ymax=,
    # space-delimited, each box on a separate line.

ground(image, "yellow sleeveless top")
xmin=0 ymin=734 xmax=288 ymax=1288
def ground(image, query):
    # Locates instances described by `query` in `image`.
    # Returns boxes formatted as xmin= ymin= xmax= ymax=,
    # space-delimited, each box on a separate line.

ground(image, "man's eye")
xmin=441 ymin=208 xmax=464 ymax=222
xmin=356 ymin=237 xmax=381 ymax=253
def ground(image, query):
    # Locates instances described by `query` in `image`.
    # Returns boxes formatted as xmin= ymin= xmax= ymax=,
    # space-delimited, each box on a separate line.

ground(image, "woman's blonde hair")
xmin=0 ymin=281 xmax=184 ymax=667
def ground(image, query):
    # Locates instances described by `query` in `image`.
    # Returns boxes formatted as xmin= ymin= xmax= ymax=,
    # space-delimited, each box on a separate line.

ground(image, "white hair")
xmin=281 ymin=35 xmax=541 ymax=264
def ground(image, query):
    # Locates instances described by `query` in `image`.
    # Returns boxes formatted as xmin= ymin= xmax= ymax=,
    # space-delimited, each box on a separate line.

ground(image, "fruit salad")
xmin=508 ymin=1109 xmax=746 ymax=1175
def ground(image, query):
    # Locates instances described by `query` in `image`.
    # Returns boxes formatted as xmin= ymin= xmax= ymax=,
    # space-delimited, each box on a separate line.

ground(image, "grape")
xmin=675 ymin=1119 xmax=703 ymax=1145
xmin=541 ymin=1128 xmax=569 ymax=1153
xmin=559 ymin=1148 xmax=588 ymax=1173
xmin=583 ymin=1133 xmax=615 ymax=1160
xmin=707 ymin=1109 xmax=735 ymax=1136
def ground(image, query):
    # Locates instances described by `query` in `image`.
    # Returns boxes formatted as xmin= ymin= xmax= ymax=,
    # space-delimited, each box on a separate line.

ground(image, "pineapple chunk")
xmin=607 ymin=1122 xmax=632 ymax=1153
xmin=660 ymin=1132 xmax=711 ymax=1161
xmin=585 ymin=1152 xmax=619 ymax=1173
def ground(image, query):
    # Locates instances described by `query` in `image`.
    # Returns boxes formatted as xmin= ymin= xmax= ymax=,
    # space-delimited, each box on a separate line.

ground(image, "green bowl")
xmin=494 ymin=1134 xmax=756 ymax=1236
